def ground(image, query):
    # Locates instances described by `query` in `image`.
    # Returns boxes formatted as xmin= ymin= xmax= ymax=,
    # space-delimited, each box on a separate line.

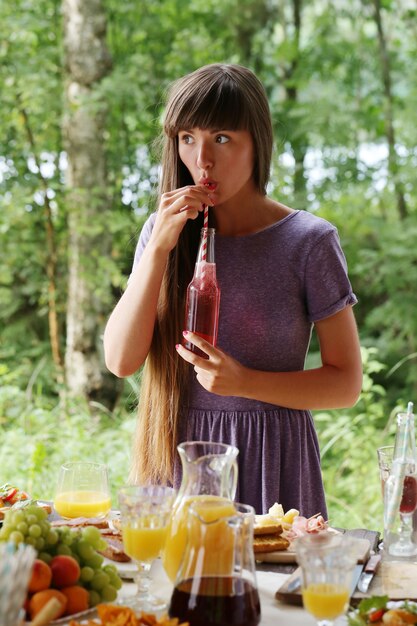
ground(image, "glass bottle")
xmin=183 ymin=228 xmax=220 ymax=358
xmin=384 ymin=404 xmax=417 ymax=557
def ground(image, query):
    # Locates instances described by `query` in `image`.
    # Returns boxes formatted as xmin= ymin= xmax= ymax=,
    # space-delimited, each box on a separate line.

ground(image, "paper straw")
xmin=200 ymin=206 xmax=210 ymax=290
xmin=201 ymin=205 xmax=209 ymax=262
xmin=0 ymin=542 xmax=36 ymax=626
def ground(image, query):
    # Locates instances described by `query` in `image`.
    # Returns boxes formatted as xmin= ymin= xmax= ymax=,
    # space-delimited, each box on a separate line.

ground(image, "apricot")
xmin=28 ymin=589 xmax=67 ymax=620
xmin=61 ymin=585 xmax=90 ymax=615
xmin=28 ymin=559 xmax=53 ymax=593
xmin=50 ymin=555 xmax=80 ymax=588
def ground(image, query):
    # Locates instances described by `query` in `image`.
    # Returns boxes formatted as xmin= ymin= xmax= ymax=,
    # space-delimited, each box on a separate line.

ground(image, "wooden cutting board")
xmin=276 ymin=558 xmax=417 ymax=607
xmin=354 ymin=560 xmax=417 ymax=601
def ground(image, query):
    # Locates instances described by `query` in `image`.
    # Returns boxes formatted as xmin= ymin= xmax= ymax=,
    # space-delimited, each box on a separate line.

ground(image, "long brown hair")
xmin=130 ymin=64 xmax=274 ymax=485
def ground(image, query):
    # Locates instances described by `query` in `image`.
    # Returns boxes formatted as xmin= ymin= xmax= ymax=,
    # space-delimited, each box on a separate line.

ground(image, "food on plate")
xmin=253 ymin=502 xmax=329 ymax=554
xmin=50 ymin=555 xmax=81 ymax=588
xmin=61 ymin=584 xmax=90 ymax=615
xmin=0 ymin=503 xmax=123 ymax=617
xmin=51 ymin=516 xmax=110 ymax=529
xmin=28 ymin=588 xmax=67 ymax=620
xmin=0 ymin=483 xmax=52 ymax=519
xmin=0 ymin=483 xmax=29 ymax=507
xmin=347 ymin=596 xmax=417 ymax=625
xmin=253 ymin=534 xmax=290 ymax=553
xmin=98 ymin=534 xmax=131 ymax=563
xmin=28 ymin=559 xmax=53 ymax=593
xmin=253 ymin=521 xmax=283 ymax=536
xmin=68 ymin=603 xmax=190 ymax=626
xmin=51 ymin=517 xmax=131 ymax=562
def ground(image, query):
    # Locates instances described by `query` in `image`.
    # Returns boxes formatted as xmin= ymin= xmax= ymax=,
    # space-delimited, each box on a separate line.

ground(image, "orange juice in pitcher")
xmin=162 ymin=441 xmax=238 ymax=583
xmin=163 ymin=495 xmax=236 ymax=582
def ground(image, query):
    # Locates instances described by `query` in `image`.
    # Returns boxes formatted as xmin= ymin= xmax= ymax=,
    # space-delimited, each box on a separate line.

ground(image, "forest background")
xmin=1 ymin=0 xmax=417 ymax=532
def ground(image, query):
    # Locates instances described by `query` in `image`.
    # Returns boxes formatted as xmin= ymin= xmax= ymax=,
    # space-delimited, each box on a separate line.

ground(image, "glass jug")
xmin=162 ymin=441 xmax=238 ymax=583
xmin=168 ymin=499 xmax=261 ymax=626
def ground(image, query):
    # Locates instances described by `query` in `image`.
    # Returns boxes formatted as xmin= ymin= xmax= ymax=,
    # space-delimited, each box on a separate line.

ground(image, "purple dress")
xmin=132 ymin=210 xmax=357 ymax=515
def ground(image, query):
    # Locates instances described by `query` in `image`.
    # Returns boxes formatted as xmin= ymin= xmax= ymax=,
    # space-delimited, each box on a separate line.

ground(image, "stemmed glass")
xmin=295 ymin=533 xmax=357 ymax=626
xmin=118 ymin=485 xmax=176 ymax=613
xmin=54 ymin=461 xmax=111 ymax=519
xmin=388 ymin=464 xmax=417 ymax=557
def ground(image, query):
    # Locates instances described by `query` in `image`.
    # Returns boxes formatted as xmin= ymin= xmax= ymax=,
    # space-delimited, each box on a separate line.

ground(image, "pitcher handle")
xmin=229 ymin=459 xmax=238 ymax=500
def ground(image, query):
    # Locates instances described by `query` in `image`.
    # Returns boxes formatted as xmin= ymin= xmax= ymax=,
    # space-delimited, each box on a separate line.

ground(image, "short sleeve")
xmin=129 ymin=213 xmax=157 ymax=279
xmin=304 ymin=228 xmax=357 ymax=323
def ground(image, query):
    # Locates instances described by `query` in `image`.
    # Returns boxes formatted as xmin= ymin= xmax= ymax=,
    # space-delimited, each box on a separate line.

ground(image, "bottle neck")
xmin=195 ymin=228 xmax=216 ymax=269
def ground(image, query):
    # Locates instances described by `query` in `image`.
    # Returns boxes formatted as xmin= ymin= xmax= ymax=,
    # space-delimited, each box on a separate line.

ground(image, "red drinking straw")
xmin=200 ymin=205 xmax=209 ymax=290
xmin=201 ymin=205 xmax=209 ymax=261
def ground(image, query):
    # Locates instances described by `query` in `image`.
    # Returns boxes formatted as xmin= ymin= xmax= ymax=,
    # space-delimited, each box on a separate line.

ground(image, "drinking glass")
xmin=295 ymin=533 xmax=357 ymax=626
xmin=378 ymin=445 xmax=417 ymax=555
xmin=54 ymin=461 xmax=111 ymax=519
xmin=119 ymin=485 xmax=176 ymax=613
xmin=377 ymin=445 xmax=394 ymax=499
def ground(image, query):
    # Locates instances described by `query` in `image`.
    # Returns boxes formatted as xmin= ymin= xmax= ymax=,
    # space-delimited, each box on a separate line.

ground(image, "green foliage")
xmin=315 ymin=347 xmax=401 ymax=532
xmin=0 ymin=364 xmax=136 ymax=501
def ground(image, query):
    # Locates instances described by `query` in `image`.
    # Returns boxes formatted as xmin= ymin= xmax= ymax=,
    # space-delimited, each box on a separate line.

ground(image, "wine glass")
xmin=295 ymin=533 xmax=357 ymax=626
xmin=118 ymin=485 xmax=176 ymax=613
xmin=388 ymin=467 xmax=417 ymax=557
xmin=377 ymin=445 xmax=394 ymax=499
xmin=54 ymin=461 xmax=111 ymax=519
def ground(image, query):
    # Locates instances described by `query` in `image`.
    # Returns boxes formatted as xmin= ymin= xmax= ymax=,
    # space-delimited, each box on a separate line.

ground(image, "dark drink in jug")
xmin=169 ymin=576 xmax=261 ymax=626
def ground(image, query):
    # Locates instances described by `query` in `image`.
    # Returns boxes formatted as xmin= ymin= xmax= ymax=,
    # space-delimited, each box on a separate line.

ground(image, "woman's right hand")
xmin=150 ymin=184 xmax=214 ymax=252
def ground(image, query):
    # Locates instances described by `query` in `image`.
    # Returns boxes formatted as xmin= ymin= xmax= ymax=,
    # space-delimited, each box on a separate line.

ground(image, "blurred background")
xmin=1 ymin=0 xmax=417 ymax=531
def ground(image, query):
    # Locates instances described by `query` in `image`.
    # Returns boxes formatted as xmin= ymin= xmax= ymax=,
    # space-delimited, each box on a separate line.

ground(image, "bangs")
xmin=165 ymin=76 xmax=252 ymax=137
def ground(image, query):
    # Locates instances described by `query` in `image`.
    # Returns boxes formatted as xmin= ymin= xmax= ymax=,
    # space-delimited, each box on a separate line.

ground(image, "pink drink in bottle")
xmin=184 ymin=227 xmax=220 ymax=359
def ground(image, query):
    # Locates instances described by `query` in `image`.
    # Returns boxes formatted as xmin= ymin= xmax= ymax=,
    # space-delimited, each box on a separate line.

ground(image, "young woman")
xmin=103 ymin=63 xmax=362 ymax=516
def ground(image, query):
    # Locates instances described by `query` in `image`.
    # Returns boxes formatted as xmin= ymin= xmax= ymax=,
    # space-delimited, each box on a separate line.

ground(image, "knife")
xmin=356 ymin=554 xmax=381 ymax=594
xmin=350 ymin=562 xmax=365 ymax=597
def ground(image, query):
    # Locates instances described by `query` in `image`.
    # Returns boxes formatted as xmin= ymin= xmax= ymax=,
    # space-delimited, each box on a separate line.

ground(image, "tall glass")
xmin=119 ymin=485 xmax=176 ymax=613
xmin=377 ymin=445 xmax=394 ymax=500
xmin=54 ymin=461 xmax=111 ymax=519
xmin=295 ymin=533 xmax=358 ymax=626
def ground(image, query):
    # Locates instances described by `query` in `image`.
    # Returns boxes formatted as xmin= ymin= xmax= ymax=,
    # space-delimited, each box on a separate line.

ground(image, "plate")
xmin=49 ymin=607 xmax=98 ymax=625
xmin=255 ymin=547 xmax=297 ymax=564
xmin=256 ymin=534 xmax=371 ymax=565
xmin=102 ymin=556 xmax=136 ymax=580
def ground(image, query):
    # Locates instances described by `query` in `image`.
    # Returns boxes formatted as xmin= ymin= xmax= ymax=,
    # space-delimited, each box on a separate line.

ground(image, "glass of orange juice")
xmin=118 ymin=485 xmax=176 ymax=613
xmin=54 ymin=461 xmax=111 ymax=519
xmin=295 ymin=533 xmax=358 ymax=626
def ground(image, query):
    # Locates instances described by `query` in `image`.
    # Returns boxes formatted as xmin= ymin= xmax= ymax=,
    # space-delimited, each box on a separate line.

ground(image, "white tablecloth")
xmin=118 ymin=560 xmax=348 ymax=626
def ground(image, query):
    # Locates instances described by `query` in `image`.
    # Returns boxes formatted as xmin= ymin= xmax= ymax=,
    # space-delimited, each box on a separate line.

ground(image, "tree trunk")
xmin=372 ymin=0 xmax=408 ymax=220
xmin=62 ymin=0 xmax=120 ymax=406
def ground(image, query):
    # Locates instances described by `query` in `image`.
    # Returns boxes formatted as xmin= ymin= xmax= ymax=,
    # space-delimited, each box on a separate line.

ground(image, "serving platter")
xmin=257 ymin=534 xmax=371 ymax=565
xmin=49 ymin=607 xmax=98 ymax=625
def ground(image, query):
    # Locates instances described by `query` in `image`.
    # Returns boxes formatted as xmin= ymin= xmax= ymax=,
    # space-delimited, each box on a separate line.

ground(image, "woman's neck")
xmin=213 ymin=193 xmax=295 ymax=237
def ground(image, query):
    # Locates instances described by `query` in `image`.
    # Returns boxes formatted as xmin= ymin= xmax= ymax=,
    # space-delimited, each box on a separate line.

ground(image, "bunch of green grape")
xmin=0 ymin=504 xmax=122 ymax=606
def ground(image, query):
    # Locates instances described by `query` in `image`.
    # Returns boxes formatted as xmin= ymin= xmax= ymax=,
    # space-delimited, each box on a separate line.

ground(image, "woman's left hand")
xmin=176 ymin=332 xmax=247 ymax=396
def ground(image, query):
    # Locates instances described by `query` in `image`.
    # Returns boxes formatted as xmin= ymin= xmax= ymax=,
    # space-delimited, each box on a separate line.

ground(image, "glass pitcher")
xmin=168 ymin=499 xmax=261 ymax=626
xmin=162 ymin=441 xmax=238 ymax=583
